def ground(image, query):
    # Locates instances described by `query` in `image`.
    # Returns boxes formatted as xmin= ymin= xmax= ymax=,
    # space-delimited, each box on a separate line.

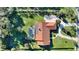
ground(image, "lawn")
xmin=53 ymin=36 xmax=75 ymax=49
xmin=21 ymin=15 xmax=44 ymax=33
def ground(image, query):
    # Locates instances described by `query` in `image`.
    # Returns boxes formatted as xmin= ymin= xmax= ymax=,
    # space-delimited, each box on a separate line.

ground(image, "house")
xmin=35 ymin=22 xmax=50 ymax=45
xmin=35 ymin=15 xmax=58 ymax=46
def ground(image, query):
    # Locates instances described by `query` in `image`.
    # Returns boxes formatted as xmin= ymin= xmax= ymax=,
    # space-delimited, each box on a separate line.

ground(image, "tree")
xmin=0 ymin=7 xmax=12 ymax=50
xmin=59 ymin=7 xmax=77 ymax=23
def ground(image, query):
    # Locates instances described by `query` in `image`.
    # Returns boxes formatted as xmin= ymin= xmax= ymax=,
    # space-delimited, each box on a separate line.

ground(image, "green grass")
xmin=21 ymin=15 xmax=44 ymax=33
xmin=53 ymin=36 xmax=75 ymax=49
xmin=61 ymin=26 xmax=76 ymax=37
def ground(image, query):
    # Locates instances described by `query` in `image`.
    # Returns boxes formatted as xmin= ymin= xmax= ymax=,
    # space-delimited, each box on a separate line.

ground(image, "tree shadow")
xmin=63 ymin=18 xmax=68 ymax=24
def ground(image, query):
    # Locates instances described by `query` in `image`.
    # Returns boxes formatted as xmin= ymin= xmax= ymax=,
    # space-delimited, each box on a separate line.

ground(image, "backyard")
xmin=53 ymin=36 xmax=75 ymax=50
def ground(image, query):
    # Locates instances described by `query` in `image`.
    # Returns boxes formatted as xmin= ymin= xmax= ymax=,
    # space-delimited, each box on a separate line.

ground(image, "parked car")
xmin=77 ymin=29 xmax=79 ymax=37
xmin=76 ymin=20 xmax=79 ymax=26
xmin=28 ymin=26 xmax=35 ymax=39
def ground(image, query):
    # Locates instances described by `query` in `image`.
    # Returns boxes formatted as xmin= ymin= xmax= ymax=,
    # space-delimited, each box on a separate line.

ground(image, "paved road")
xmin=56 ymin=34 xmax=78 ymax=42
xmin=56 ymin=20 xmax=78 ymax=42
